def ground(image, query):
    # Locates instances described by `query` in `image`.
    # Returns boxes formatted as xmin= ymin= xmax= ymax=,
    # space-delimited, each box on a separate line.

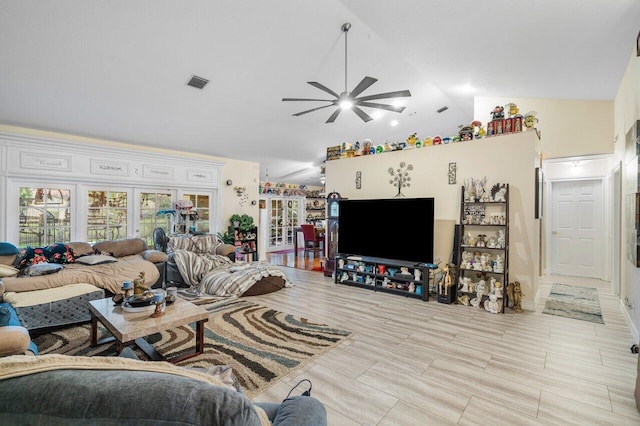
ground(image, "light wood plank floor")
xmin=249 ymin=268 xmax=640 ymax=425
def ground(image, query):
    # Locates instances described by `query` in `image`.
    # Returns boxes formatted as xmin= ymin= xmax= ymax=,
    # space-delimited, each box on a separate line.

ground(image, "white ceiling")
xmin=1 ymin=1 xmax=639 ymax=185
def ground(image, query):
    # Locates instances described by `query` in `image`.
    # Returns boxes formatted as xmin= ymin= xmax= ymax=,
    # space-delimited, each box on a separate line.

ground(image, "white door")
xmin=550 ymin=179 xmax=604 ymax=278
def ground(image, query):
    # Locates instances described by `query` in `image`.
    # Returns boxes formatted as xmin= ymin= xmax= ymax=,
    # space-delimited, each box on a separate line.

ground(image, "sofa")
xmin=0 ymin=353 xmax=327 ymax=425
xmin=0 ymin=238 xmax=168 ymax=296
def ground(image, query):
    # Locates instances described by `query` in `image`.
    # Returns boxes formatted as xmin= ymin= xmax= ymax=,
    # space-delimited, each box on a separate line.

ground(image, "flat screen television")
xmin=338 ymin=198 xmax=434 ymax=264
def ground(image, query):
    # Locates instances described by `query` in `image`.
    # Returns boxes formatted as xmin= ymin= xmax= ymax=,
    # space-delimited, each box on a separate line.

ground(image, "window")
xmin=19 ymin=187 xmax=71 ymax=246
xmin=182 ymin=193 xmax=210 ymax=233
xmin=87 ymin=190 xmax=128 ymax=243
xmin=139 ymin=191 xmax=172 ymax=246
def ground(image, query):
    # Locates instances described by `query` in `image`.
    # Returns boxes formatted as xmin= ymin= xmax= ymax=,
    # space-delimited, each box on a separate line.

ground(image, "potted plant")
xmin=229 ymin=214 xmax=255 ymax=231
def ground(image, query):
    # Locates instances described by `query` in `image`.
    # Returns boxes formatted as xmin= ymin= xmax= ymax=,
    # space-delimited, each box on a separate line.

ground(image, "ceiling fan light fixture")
xmin=339 ymin=97 xmax=353 ymax=110
xmin=283 ymin=23 xmax=411 ymax=123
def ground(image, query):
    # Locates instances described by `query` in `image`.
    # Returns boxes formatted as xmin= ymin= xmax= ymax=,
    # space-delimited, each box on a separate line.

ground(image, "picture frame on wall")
xmin=535 ymin=167 xmax=543 ymax=219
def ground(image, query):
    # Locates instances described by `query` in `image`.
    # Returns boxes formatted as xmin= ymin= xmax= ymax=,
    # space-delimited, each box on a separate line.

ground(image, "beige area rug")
xmin=32 ymin=298 xmax=352 ymax=397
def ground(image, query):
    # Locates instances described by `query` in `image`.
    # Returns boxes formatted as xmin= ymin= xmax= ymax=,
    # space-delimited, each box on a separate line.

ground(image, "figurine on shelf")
xmin=494 ymin=255 xmax=504 ymax=273
xmin=409 ymin=282 xmax=416 ymax=293
xmin=480 ymin=253 xmax=491 ymax=271
xmin=459 ymin=276 xmax=471 ymax=293
xmin=458 ymin=124 xmax=474 ymax=141
xmin=365 ymin=276 xmax=374 ymax=285
xmin=524 ymin=111 xmax=538 ymax=131
xmin=414 ymin=268 xmax=422 ymax=281
xmin=497 ymin=230 xmax=506 ymax=248
xmin=476 ymin=234 xmax=487 ymax=248
xmin=470 ymin=297 xmax=481 ymax=308
xmin=512 ymin=281 xmax=524 ymax=312
xmin=338 ymin=258 xmax=345 ymax=269
xmin=490 ymin=105 xmax=505 ymax=120
xmin=457 ymin=294 xmax=470 ymax=306
xmin=471 ymin=120 xmax=485 ymax=139
xmin=494 ymin=281 xmax=503 ymax=298
xmin=472 ymin=177 xmax=488 ymax=202
xmin=487 ymin=236 xmax=497 ymax=249
xmin=492 ymin=184 xmax=507 ymax=202
xmin=476 ymin=278 xmax=488 ymax=300
xmin=505 ymin=103 xmax=519 ymax=118
xmin=340 ymin=272 xmax=349 ymax=283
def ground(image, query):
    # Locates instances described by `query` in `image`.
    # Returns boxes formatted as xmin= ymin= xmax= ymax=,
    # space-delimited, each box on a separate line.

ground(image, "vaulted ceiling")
xmin=1 ymin=1 xmax=639 ymax=185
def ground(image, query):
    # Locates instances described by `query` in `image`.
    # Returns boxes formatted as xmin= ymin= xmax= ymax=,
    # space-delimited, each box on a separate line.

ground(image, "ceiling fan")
xmin=282 ymin=23 xmax=411 ymax=123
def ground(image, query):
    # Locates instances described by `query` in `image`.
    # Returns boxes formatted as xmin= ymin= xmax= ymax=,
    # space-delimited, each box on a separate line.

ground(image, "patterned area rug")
xmin=33 ymin=298 xmax=351 ymax=397
xmin=542 ymin=283 xmax=604 ymax=324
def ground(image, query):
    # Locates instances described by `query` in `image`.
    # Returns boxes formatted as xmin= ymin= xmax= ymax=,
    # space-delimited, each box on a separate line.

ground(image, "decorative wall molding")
xmin=20 ymin=152 xmax=72 ymax=172
xmin=187 ymin=169 xmax=214 ymax=182
xmin=143 ymin=164 xmax=175 ymax=180
xmin=0 ymin=131 xmax=222 ymax=188
xmin=90 ymin=159 xmax=130 ymax=177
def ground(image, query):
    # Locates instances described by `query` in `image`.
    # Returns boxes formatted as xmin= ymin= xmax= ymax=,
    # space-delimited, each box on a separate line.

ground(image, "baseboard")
xmin=621 ymin=299 xmax=639 ymax=344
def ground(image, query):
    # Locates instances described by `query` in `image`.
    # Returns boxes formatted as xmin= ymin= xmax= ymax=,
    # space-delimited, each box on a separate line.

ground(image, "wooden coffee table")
xmin=89 ymin=297 xmax=208 ymax=363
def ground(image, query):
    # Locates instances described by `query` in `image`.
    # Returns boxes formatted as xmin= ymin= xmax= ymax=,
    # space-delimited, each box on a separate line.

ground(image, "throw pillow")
xmin=0 ymin=306 xmax=11 ymax=327
xmin=0 ymin=242 xmax=19 ymax=256
xmin=0 ymin=264 xmax=20 ymax=277
xmin=75 ymin=254 xmax=117 ymax=265
xmin=13 ymin=247 xmax=48 ymax=270
xmin=44 ymin=243 xmax=75 ymax=264
xmin=22 ymin=262 xmax=64 ymax=277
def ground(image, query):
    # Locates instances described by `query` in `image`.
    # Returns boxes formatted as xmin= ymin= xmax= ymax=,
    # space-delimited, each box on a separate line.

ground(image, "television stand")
xmin=334 ymin=255 xmax=430 ymax=301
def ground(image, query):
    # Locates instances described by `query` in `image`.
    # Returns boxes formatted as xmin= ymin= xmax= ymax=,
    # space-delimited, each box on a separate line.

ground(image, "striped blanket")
xmin=172 ymin=251 xmax=290 ymax=297
xmin=200 ymin=262 xmax=292 ymax=297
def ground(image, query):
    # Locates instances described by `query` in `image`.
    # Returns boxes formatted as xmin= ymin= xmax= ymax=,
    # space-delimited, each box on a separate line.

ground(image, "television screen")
xmin=338 ymin=198 xmax=434 ymax=264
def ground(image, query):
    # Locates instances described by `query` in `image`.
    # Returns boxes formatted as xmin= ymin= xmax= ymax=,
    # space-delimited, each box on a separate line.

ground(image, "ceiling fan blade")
xmin=308 ymin=82 xmax=340 ymax=98
xmin=325 ymin=108 xmax=341 ymax=123
xmin=293 ymin=104 xmax=335 ymax=116
xmin=355 ymin=89 xmax=411 ymax=102
xmin=282 ymin=98 xmax=334 ymax=102
xmin=352 ymin=106 xmax=373 ymax=123
xmin=349 ymin=76 xmax=378 ymax=98
xmin=357 ymin=101 xmax=405 ymax=113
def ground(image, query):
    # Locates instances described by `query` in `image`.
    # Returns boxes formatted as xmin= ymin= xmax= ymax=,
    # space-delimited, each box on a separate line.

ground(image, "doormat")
xmin=32 ymin=299 xmax=352 ymax=397
xmin=542 ymin=283 xmax=604 ymax=324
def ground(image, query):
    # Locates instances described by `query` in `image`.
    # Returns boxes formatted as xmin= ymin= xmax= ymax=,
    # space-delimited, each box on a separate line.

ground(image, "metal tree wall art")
xmin=388 ymin=162 xmax=413 ymax=197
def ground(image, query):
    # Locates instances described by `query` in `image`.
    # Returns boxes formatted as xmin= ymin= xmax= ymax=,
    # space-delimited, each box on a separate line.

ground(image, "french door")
xmin=266 ymin=196 xmax=303 ymax=251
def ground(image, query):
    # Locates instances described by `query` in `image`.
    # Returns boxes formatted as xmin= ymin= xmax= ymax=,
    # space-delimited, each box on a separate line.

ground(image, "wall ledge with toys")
xmin=326 ymin=102 xmax=540 ymax=160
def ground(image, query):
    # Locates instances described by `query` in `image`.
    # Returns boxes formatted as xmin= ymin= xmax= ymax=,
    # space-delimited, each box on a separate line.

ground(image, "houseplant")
xmin=229 ymin=214 xmax=255 ymax=231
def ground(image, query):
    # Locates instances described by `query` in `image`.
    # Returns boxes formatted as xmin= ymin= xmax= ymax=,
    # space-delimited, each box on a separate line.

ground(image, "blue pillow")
xmin=0 ymin=242 xmax=19 ymax=256
xmin=0 ymin=306 xmax=10 ymax=327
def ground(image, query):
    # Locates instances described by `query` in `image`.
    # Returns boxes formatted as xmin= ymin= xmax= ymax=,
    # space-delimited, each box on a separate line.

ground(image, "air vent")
xmin=437 ymin=106 xmax=448 ymax=113
xmin=186 ymin=75 xmax=209 ymax=90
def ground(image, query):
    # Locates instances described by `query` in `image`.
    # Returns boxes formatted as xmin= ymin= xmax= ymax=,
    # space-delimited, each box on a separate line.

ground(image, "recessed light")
xmin=456 ymin=84 xmax=476 ymax=94
xmin=390 ymin=120 xmax=399 ymax=127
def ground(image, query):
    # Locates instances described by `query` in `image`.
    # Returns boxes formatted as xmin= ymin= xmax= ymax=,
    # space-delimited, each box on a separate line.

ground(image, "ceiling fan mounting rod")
xmin=342 ymin=22 xmax=351 ymax=95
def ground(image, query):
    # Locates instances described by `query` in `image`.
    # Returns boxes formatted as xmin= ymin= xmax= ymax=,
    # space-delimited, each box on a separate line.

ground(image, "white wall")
xmin=474 ymin=97 xmax=614 ymax=159
xmin=325 ymin=131 xmax=541 ymax=307
xmin=613 ymin=49 xmax=640 ymax=341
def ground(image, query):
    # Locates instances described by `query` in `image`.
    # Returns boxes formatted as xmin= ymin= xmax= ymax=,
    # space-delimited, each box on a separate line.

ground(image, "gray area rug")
xmin=542 ymin=283 xmax=604 ymax=324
